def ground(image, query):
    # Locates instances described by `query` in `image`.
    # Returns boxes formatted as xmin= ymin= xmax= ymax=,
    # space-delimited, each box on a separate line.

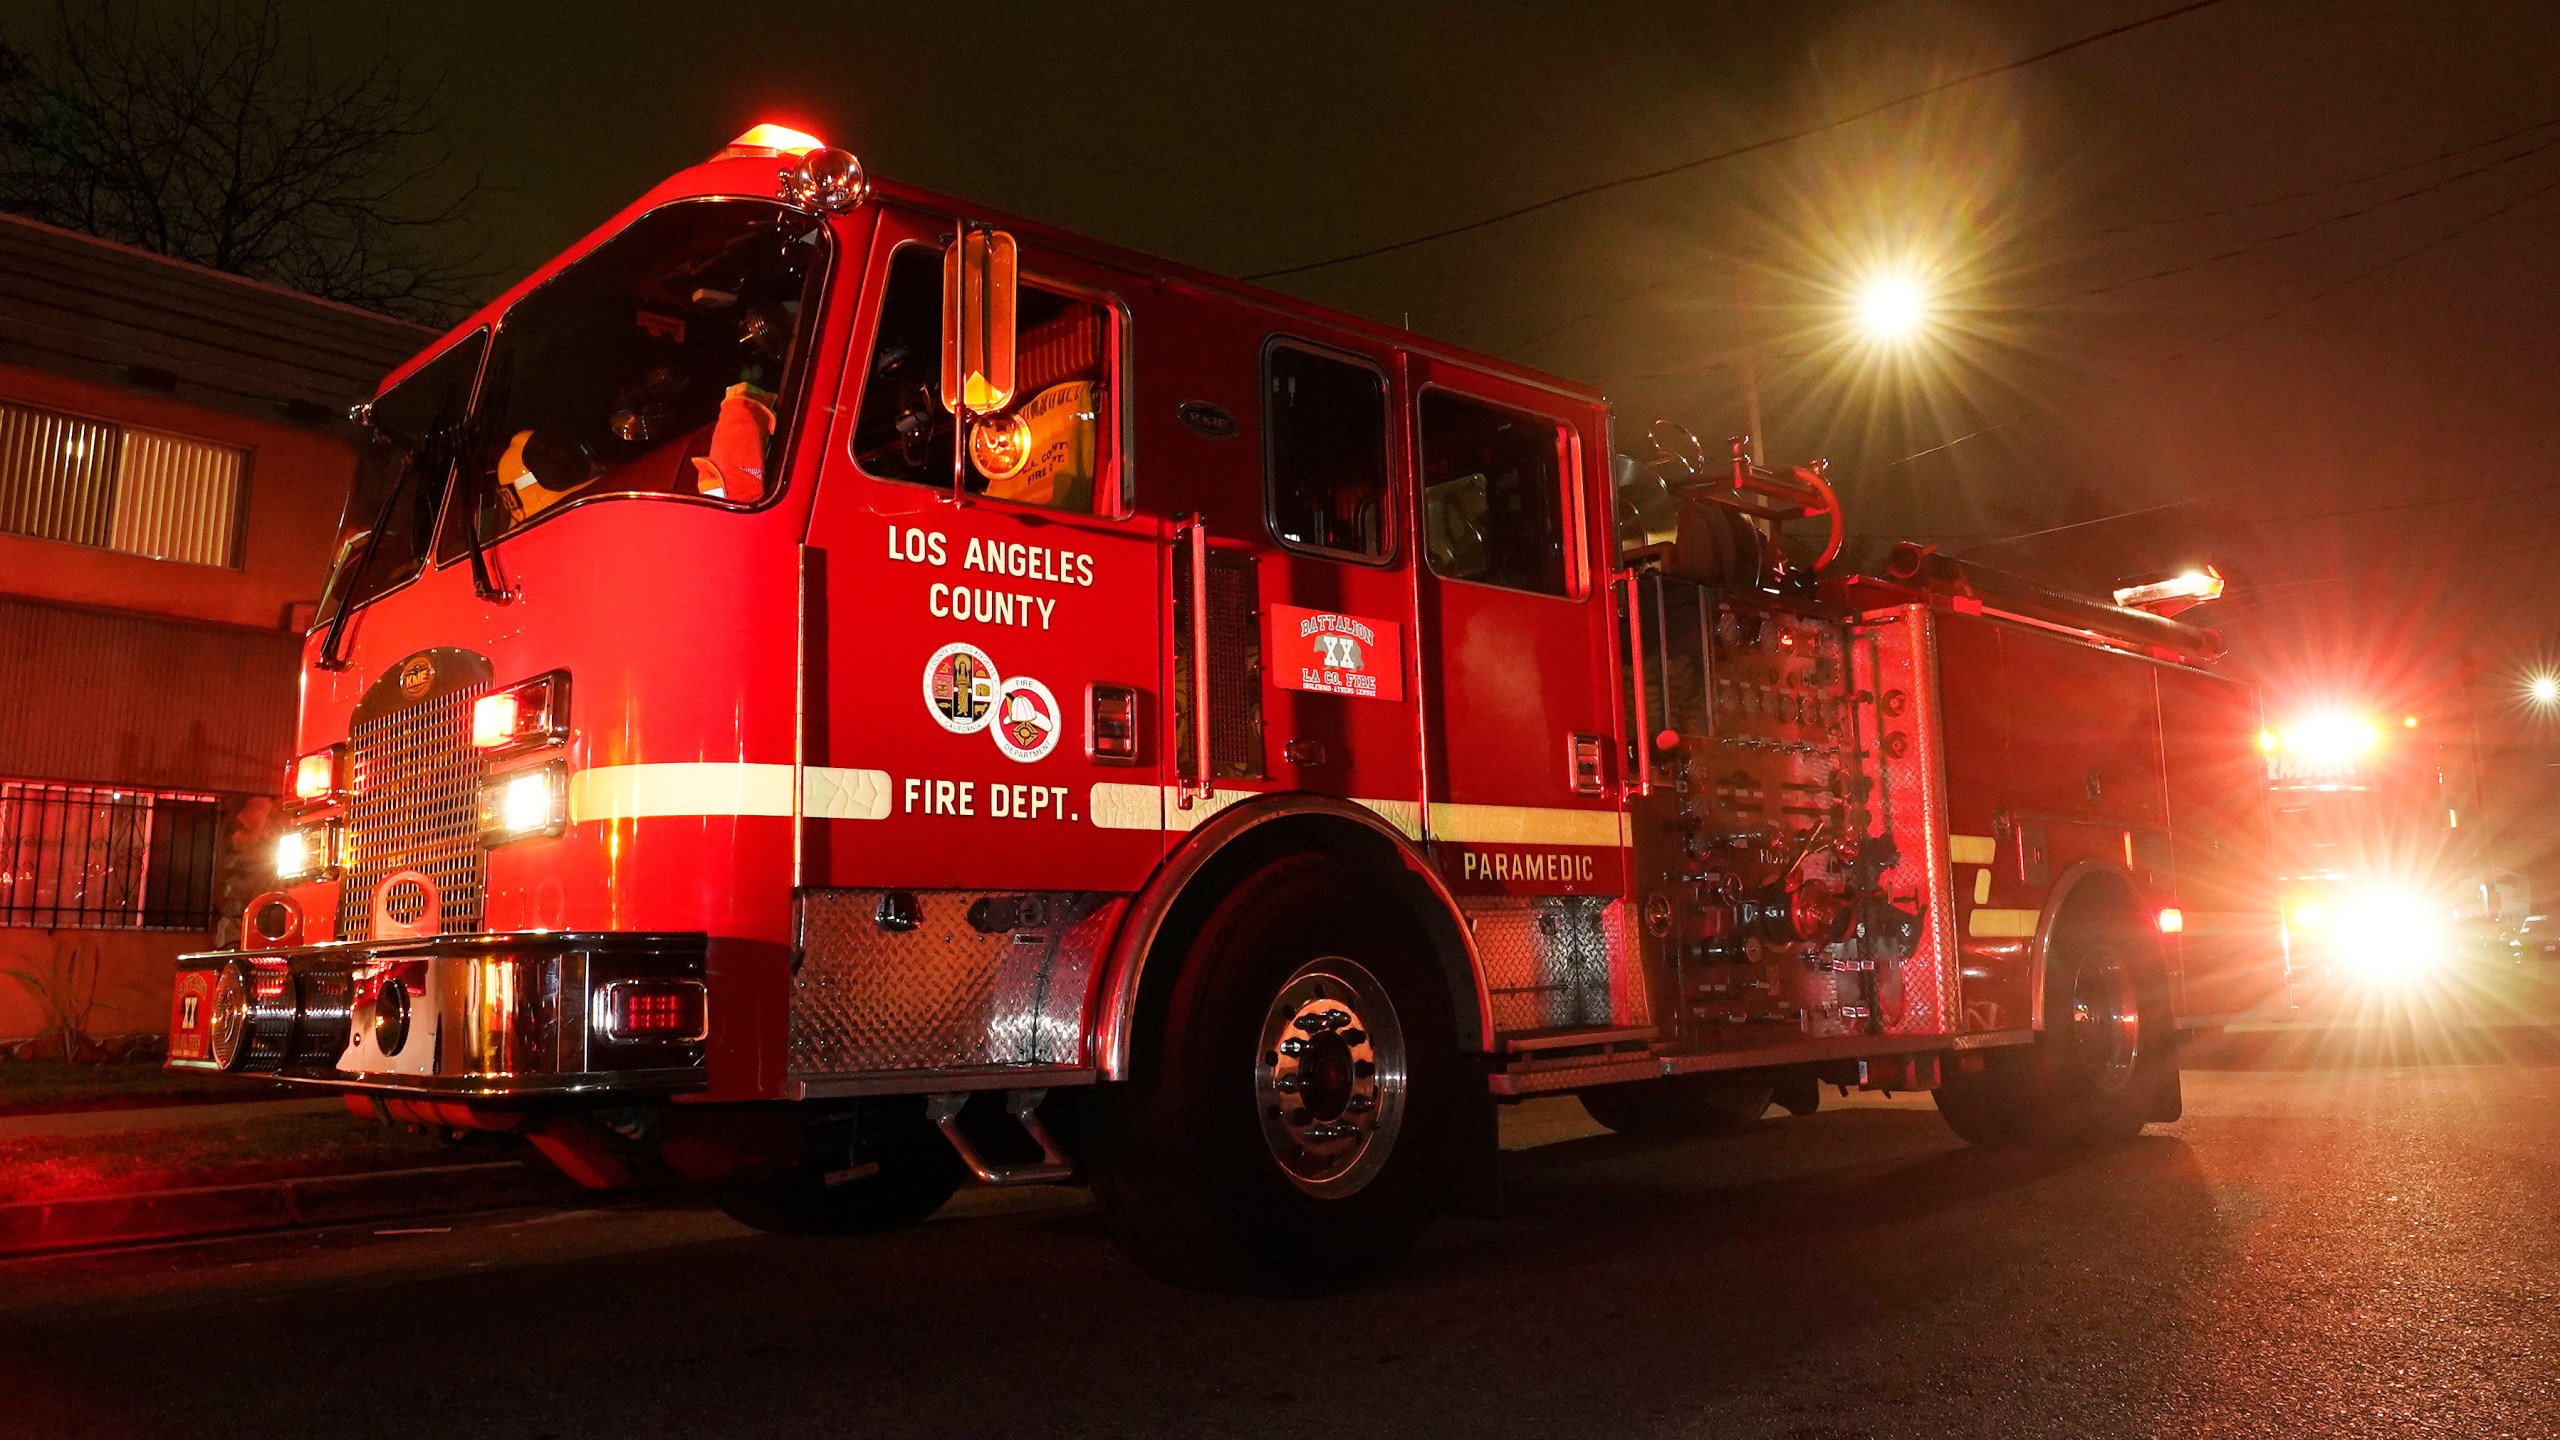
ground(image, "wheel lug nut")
xmin=1279 ymin=1037 xmax=1308 ymax=1056
xmin=1275 ymin=1074 xmax=1303 ymax=1093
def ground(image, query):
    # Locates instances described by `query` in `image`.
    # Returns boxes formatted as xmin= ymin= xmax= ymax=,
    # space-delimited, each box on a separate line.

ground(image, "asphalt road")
xmin=5 ymin=1018 xmax=2557 ymax=1439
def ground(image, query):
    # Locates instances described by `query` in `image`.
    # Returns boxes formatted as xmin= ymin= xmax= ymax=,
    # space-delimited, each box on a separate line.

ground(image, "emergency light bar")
xmin=2112 ymin=564 xmax=2224 ymax=615
xmin=722 ymin=123 xmax=825 ymax=158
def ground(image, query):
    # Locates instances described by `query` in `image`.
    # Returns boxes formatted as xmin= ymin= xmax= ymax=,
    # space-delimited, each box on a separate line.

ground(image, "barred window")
xmin=0 ymin=781 xmax=222 ymax=931
xmin=0 ymin=399 xmax=246 ymax=567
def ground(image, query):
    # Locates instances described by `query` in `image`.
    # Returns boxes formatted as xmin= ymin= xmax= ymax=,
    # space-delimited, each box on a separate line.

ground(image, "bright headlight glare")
xmin=273 ymin=822 xmax=338 ymax=882
xmin=478 ymin=764 xmax=567 ymax=845
xmin=2332 ymin=886 xmax=2448 ymax=984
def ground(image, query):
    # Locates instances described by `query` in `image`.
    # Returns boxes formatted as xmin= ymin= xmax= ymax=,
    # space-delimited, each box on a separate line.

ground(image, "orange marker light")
xmin=471 ymin=691 xmax=522 ymax=750
xmin=290 ymin=750 xmax=337 ymax=802
xmin=2156 ymin=908 xmax=2184 ymax=934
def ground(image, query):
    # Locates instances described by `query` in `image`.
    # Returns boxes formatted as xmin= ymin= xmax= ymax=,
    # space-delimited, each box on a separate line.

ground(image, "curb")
xmin=0 ymin=1161 xmax=570 ymax=1258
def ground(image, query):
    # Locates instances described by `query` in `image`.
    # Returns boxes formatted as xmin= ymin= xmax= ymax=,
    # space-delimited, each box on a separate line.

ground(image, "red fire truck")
xmin=167 ymin=125 xmax=2287 ymax=1291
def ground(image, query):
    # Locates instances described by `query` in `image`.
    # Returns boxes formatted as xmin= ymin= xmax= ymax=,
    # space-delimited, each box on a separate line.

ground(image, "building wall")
xmin=0 ymin=358 xmax=353 ymax=631
xmin=0 ymin=364 xmax=355 ymax=1043
xmin=0 ymin=929 xmax=189 ymax=1049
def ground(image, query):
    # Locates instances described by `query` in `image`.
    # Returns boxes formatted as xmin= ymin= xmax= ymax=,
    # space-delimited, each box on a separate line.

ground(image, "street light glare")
xmin=2528 ymin=672 xmax=2560 ymax=707
xmin=1855 ymin=274 xmax=1930 ymax=343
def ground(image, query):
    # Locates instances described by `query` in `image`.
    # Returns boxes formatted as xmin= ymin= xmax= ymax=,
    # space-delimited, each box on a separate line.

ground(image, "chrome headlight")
xmin=478 ymin=763 xmax=569 ymax=846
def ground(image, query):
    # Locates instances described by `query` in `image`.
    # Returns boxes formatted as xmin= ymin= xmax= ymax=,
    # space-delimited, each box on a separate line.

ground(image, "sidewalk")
xmin=0 ymin=1083 xmax=565 ymax=1256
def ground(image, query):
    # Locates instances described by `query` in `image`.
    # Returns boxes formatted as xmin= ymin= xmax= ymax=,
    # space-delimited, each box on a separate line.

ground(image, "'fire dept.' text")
xmin=902 ymin=777 xmax=1076 ymax=821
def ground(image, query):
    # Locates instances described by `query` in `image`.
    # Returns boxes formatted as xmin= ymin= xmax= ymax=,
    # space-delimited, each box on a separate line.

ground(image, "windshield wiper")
xmin=315 ymin=444 xmax=413 ymax=673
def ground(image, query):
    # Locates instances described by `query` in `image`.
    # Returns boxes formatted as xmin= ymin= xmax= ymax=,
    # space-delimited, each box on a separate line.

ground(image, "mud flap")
xmin=2143 ymin=1062 xmax=2184 ymax=1123
xmin=1441 ymin=1052 xmax=1502 ymax=1218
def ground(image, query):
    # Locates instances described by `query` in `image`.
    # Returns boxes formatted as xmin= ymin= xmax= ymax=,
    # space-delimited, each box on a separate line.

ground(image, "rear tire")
xmin=715 ymin=1105 xmax=966 ymax=1236
xmin=1935 ymin=890 xmax=2175 ymax=1148
xmin=1578 ymin=1075 xmax=1775 ymax=1138
xmin=1087 ymin=854 xmax=1459 ymax=1294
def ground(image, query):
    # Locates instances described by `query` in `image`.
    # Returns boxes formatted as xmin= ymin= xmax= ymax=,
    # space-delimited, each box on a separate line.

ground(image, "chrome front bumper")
xmin=169 ymin=931 xmax=709 ymax=1099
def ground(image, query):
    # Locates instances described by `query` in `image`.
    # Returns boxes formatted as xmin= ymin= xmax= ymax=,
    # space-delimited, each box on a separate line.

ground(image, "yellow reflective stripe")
xmin=1427 ymin=802 xmax=1626 ymax=848
xmin=1972 ymin=868 xmax=1993 ymax=905
xmin=1966 ymin=907 xmax=2041 ymax=938
xmin=1084 ymin=785 xmax=1617 ymax=846
xmin=1950 ymin=834 xmax=1997 ymax=866
xmin=566 ymin=764 xmax=891 ymax=822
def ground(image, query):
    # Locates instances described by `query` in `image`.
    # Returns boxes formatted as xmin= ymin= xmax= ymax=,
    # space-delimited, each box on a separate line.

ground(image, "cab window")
xmin=1264 ymin=342 xmax=1389 ymax=560
xmin=852 ymin=245 xmax=1120 ymax=516
xmin=1419 ymin=390 xmax=1575 ymax=596
xmin=438 ymin=200 xmax=828 ymax=561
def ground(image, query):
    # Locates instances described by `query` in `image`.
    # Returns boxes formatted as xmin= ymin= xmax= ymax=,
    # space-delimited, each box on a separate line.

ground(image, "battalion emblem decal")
xmin=990 ymin=677 xmax=1061 ymax=763
xmin=924 ymin=642 xmax=1001 ymax=734
xmin=1267 ymin=604 xmax=1404 ymax=701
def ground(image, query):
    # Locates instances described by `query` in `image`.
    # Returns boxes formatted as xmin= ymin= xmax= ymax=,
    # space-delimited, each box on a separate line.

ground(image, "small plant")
xmin=5 ymin=934 xmax=113 ymax=1062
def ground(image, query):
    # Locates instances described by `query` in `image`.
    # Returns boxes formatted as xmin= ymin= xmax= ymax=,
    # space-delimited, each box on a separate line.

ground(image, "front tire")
xmin=1934 ymin=890 xmax=2175 ymax=1148
xmin=1087 ymin=854 xmax=1458 ymax=1294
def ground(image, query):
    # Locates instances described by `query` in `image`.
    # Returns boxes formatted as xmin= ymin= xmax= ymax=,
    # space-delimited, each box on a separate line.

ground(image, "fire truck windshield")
xmin=435 ymin=200 xmax=828 ymax=561
xmin=316 ymin=328 xmax=488 ymax=627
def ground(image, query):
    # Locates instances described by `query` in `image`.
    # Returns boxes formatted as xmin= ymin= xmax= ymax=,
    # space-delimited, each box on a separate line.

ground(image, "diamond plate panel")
xmin=1467 ymin=896 xmax=1638 ymax=1034
xmin=1852 ymin=604 xmax=1962 ymax=1035
xmin=791 ymin=890 xmax=1119 ymax=1074
xmin=338 ymin=682 xmax=488 ymax=940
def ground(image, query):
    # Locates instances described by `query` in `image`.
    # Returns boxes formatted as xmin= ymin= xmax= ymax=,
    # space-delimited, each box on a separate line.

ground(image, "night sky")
xmin=294 ymin=0 xmax=2560 ymax=851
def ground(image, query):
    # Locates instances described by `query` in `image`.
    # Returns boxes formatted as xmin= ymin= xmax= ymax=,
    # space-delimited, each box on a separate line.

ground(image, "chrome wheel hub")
xmin=2067 ymin=947 xmax=2142 ymax=1095
xmin=1254 ymin=957 xmax=1406 ymax=1198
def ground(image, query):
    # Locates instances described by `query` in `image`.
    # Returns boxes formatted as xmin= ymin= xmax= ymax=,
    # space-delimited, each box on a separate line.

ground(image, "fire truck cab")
xmin=169 ymin=127 xmax=2288 ymax=1291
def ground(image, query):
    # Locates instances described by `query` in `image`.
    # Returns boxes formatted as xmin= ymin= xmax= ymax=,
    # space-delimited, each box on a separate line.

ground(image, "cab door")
xmin=803 ymin=206 xmax=1166 ymax=895
xmin=1405 ymin=361 xmax=1623 ymax=900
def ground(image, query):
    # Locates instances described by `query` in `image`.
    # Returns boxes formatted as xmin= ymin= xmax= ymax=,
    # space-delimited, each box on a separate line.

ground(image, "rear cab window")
xmin=1419 ymin=389 xmax=1579 ymax=597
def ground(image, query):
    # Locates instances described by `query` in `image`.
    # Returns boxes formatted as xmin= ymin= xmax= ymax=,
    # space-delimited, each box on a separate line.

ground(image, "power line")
xmin=2086 ymin=114 xmax=2560 ymax=236
xmin=2063 ymin=135 xmax=2560 ymax=300
xmin=1242 ymin=0 xmax=2245 ymax=281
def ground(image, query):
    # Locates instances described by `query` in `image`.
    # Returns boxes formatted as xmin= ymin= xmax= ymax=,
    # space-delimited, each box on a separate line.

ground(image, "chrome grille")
xmin=337 ymin=683 xmax=487 ymax=939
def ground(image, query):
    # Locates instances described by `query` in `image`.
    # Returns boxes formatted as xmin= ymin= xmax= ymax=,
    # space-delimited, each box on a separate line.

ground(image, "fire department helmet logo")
xmin=990 ymin=677 xmax=1060 ymax=763
xmin=923 ymin=642 xmax=1000 ymax=734
xmin=397 ymin=654 xmax=435 ymax=699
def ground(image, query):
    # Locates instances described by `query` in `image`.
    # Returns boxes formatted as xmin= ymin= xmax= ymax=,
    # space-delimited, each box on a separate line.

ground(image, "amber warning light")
xmin=471 ymin=672 xmax=569 ymax=754
xmin=2112 ymin=564 xmax=2225 ymax=616
xmin=287 ymin=745 xmax=344 ymax=807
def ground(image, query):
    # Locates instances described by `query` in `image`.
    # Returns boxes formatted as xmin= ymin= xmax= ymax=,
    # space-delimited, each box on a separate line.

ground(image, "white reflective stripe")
xmin=802 ymin=767 xmax=892 ymax=821
xmin=1967 ymin=907 xmax=2041 ymax=939
xmin=1083 ymin=784 xmax=1615 ymax=846
xmin=1088 ymin=781 xmax=1164 ymax=830
xmin=567 ymin=764 xmax=891 ymax=822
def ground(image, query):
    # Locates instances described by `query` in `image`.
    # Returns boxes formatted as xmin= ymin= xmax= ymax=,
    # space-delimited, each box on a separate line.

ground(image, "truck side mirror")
xmin=941 ymin=227 xmax=1018 ymax=415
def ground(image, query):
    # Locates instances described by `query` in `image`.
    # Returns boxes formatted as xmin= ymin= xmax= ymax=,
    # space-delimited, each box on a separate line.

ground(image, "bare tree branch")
xmin=0 ymin=0 xmax=491 ymax=320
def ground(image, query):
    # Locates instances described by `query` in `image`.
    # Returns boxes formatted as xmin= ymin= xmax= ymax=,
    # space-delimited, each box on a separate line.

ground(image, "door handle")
xmin=1179 ymin=514 xmax=1214 ymax=806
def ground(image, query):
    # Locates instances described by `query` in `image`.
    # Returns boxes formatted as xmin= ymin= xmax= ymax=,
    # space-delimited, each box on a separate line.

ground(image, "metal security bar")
xmin=0 ymin=781 xmax=221 ymax=931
